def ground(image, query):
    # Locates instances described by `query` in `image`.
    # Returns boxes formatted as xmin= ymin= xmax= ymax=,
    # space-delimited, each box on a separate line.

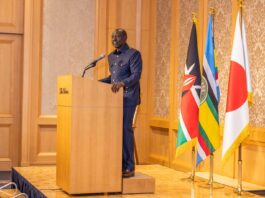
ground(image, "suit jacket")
xmin=100 ymin=44 xmax=142 ymax=107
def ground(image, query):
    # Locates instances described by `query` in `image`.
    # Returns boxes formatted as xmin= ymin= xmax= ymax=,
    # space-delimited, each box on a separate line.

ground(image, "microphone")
xmin=82 ymin=54 xmax=106 ymax=77
xmin=84 ymin=54 xmax=106 ymax=70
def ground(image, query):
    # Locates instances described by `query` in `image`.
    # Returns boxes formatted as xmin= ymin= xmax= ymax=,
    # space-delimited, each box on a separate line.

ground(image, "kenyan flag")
xmin=176 ymin=22 xmax=201 ymax=156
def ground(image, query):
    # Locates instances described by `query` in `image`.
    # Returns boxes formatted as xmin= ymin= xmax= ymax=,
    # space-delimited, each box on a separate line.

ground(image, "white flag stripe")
xmin=203 ymin=55 xmax=218 ymax=99
xmin=191 ymin=87 xmax=200 ymax=107
xmin=222 ymin=100 xmax=249 ymax=157
xmin=179 ymin=112 xmax=191 ymax=141
xmin=185 ymin=63 xmax=195 ymax=75
xmin=242 ymin=18 xmax=252 ymax=94
xmin=231 ymin=13 xmax=245 ymax=69
xmin=197 ymin=143 xmax=206 ymax=160
xmin=184 ymin=77 xmax=195 ymax=86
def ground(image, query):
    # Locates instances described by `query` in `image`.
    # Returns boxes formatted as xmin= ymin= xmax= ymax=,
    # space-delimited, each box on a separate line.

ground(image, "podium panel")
xmin=57 ymin=75 xmax=123 ymax=194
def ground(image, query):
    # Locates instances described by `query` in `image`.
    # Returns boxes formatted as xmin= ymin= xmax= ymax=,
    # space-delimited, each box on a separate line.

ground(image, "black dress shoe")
xmin=122 ymin=169 xmax=135 ymax=178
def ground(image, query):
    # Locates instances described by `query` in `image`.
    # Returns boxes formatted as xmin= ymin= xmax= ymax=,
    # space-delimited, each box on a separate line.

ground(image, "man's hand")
xmin=111 ymin=82 xmax=124 ymax=93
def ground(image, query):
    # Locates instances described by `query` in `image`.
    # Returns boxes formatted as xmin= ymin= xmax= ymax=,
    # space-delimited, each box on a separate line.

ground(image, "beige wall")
xmin=41 ymin=0 xmax=96 ymax=114
xmin=152 ymin=0 xmax=171 ymax=118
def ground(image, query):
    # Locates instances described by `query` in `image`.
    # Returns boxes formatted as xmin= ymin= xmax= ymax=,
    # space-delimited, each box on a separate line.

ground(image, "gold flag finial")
xmin=209 ymin=7 xmax=216 ymax=16
xmin=238 ymin=0 xmax=243 ymax=8
xmin=192 ymin=12 xmax=197 ymax=24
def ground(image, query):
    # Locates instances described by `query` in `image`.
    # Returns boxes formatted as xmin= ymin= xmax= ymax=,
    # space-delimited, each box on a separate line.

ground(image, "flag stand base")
xmin=198 ymin=154 xmax=224 ymax=189
xmin=199 ymin=182 xmax=224 ymax=189
xmin=235 ymin=144 xmax=243 ymax=196
xmin=180 ymin=147 xmax=201 ymax=182
xmin=234 ymin=188 xmax=244 ymax=196
xmin=180 ymin=174 xmax=204 ymax=183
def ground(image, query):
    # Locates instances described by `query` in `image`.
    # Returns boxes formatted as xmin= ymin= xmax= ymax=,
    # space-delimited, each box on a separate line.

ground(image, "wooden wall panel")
xmin=139 ymin=30 xmax=150 ymax=113
xmin=94 ymin=0 xmax=108 ymax=79
xmin=141 ymin=0 xmax=151 ymax=31
xmin=119 ymin=0 xmax=136 ymax=29
xmin=0 ymin=0 xmax=24 ymax=33
xmin=242 ymin=144 xmax=265 ymax=186
xmin=0 ymin=40 xmax=12 ymax=113
xmin=134 ymin=114 xmax=149 ymax=163
xmin=38 ymin=126 xmax=56 ymax=154
xmin=135 ymin=0 xmax=152 ymax=164
xmin=21 ymin=0 xmax=53 ymax=165
xmin=147 ymin=0 xmax=156 ymax=122
xmin=0 ymin=34 xmax=22 ymax=170
xmin=30 ymin=117 xmax=57 ymax=165
xmin=107 ymin=0 xmax=118 ymax=29
xmin=0 ymin=127 xmax=10 ymax=158
xmin=149 ymin=128 xmax=169 ymax=166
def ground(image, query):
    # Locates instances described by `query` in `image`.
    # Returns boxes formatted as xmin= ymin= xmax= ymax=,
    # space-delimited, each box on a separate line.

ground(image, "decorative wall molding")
xmin=149 ymin=117 xmax=169 ymax=129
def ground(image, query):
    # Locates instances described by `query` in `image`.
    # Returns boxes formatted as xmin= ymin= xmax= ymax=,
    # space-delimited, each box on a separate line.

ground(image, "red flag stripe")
xmin=226 ymin=61 xmax=247 ymax=112
xmin=181 ymin=91 xmax=199 ymax=138
xmin=198 ymin=133 xmax=211 ymax=156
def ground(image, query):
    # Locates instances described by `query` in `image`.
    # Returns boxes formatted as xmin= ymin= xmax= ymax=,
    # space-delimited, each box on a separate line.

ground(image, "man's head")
xmin=112 ymin=28 xmax=127 ymax=49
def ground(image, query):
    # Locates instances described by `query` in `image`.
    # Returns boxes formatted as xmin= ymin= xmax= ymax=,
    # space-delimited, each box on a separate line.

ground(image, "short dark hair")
xmin=115 ymin=28 xmax=127 ymax=40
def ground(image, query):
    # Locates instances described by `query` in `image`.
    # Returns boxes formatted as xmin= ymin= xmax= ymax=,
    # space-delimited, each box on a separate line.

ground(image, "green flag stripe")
xmin=177 ymin=122 xmax=188 ymax=147
xmin=199 ymin=123 xmax=215 ymax=153
xmin=206 ymin=96 xmax=219 ymax=123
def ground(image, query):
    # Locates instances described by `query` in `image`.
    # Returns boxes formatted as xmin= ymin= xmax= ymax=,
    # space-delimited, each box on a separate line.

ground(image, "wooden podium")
xmin=56 ymin=75 xmax=123 ymax=194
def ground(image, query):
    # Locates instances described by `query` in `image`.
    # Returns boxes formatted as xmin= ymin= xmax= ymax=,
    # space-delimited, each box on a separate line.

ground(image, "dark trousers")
xmin=122 ymin=105 xmax=137 ymax=171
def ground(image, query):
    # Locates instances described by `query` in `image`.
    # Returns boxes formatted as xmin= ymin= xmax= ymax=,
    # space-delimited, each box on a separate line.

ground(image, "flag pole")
xmin=190 ymin=146 xmax=195 ymax=180
xmin=179 ymin=11 xmax=201 ymax=182
xmin=198 ymin=8 xmax=223 ymax=190
xmin=190 ymin=12 xmax=197 ymax=182
xmin=237 ymin=144 xmax=243 ymax=195
xmin=236 ymin=0 xmax=244 ymax=195
xmin=192 ymin=12 xmax=198 ymax=26
xmin=208 ymin=153 xmax=214 ymax=185
xmin=205 ymin=153 xmax=223 ymax=189
xmin=208 ymin=7 xmax=216 ymax=186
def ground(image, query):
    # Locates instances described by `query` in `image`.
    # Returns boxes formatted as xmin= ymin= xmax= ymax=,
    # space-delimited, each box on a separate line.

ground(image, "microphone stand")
xmin=82 ymin=62 xmax=96 ymax=78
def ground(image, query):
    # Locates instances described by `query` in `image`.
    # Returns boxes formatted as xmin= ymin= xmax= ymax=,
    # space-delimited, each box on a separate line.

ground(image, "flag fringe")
xmin=248 ymin=92 xmax=253 ymax=105
xmin=221 ymin=124 xmax=249 ymax=167
xmin=176 ymin=138 xmax=197 ymax=157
